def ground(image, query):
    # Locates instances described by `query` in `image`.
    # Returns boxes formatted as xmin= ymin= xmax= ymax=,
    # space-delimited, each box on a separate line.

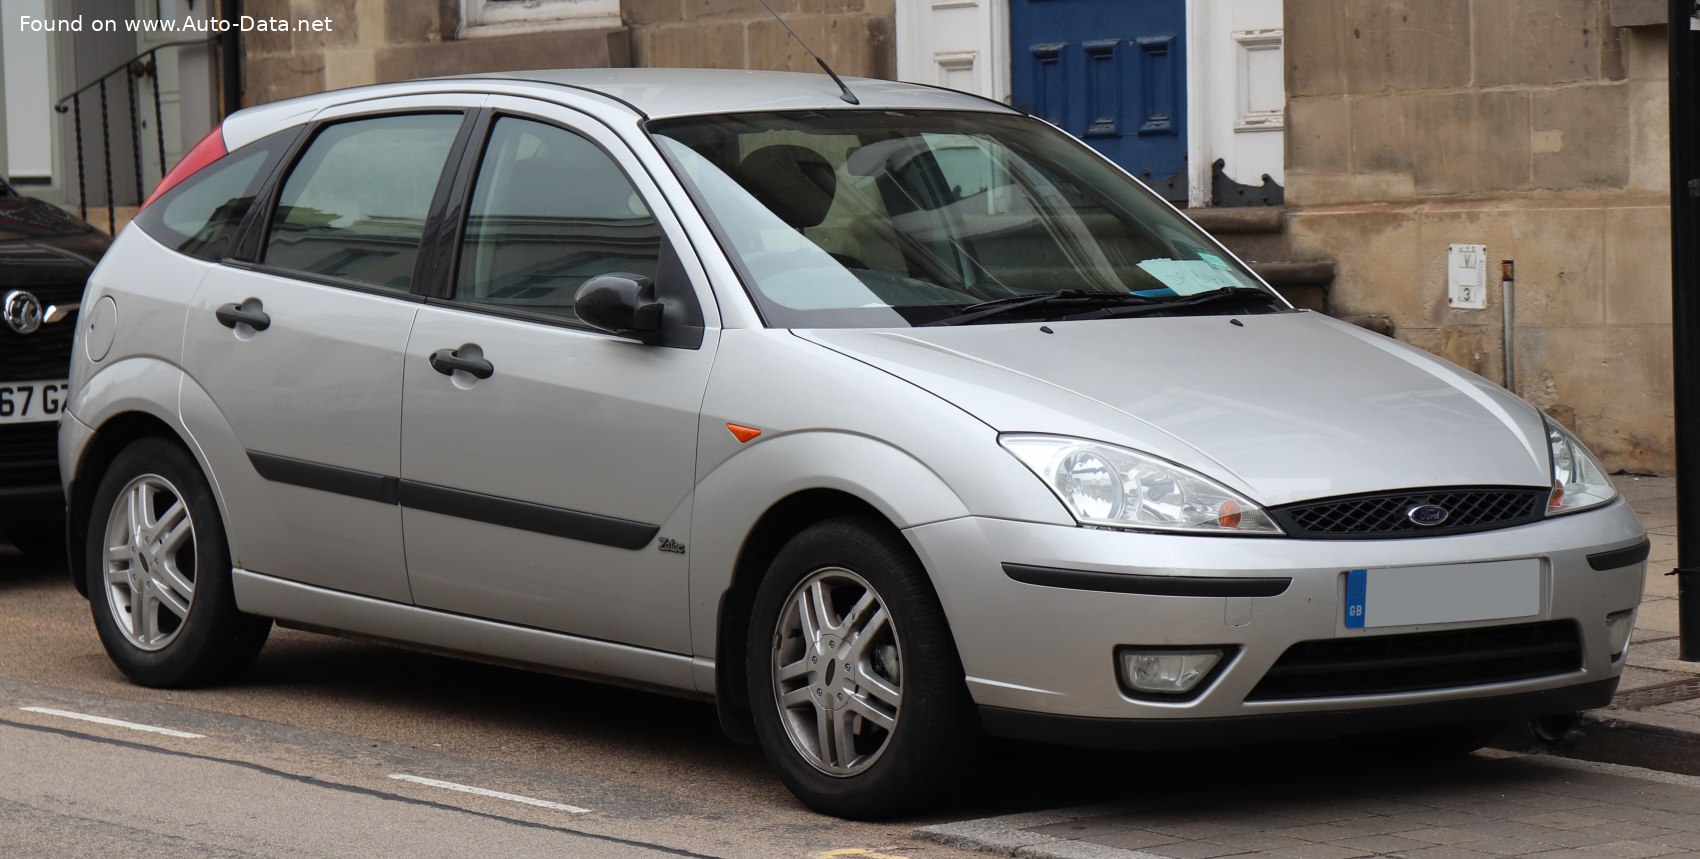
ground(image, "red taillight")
xmin=140 ymin=124 xmax=227 ymax=210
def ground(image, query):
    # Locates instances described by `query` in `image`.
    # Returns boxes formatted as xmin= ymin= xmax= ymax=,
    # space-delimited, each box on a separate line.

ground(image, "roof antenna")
xmin=755 ymin=0 xmax=860 ymax=105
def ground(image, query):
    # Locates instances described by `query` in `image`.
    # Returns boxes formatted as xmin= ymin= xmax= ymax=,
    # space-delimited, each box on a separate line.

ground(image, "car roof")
xmin=220 ymin=69 xmax=1020 ymax=151
xmin=456 ymin=68 xmax=1017 ymax=119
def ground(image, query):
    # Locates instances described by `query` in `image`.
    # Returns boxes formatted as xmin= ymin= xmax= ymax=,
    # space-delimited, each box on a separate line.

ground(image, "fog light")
xmin=1606 ymin=609 xmax=1635 ymax=660
xmin=1119 ymin=649 xmax=1224 ymax=694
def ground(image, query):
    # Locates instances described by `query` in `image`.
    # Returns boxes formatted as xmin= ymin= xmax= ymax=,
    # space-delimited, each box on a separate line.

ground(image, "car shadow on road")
xmin=0 ymin=545 xmax=65 ymax=583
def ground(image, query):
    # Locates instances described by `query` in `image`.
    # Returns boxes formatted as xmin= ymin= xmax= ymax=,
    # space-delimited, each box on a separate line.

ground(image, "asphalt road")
xmin=0 ymin=545 xmax=1015 ymax=858
xmin=13 ymin=540 xmax=1700 ymax=859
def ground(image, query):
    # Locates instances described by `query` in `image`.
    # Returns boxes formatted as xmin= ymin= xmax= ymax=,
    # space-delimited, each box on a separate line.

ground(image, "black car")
xmin=0 ymin=176 xmax=109 ymax=557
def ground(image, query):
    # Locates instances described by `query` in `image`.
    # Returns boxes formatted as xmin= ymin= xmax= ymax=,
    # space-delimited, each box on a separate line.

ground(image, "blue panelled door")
xmin=1010 ymin=0 xmax=1188 ymax=202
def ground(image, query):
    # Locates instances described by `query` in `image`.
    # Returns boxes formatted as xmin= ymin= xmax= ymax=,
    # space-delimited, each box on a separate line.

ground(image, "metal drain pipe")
xmin=1670 ymin=0 xmax=1700 ymax=660
xmin=1501 ymin=260 xmax=1516 ymax=391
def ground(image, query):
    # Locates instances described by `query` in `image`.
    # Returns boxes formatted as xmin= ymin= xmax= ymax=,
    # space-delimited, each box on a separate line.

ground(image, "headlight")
xmin=1545 ymin=418 xmax=1615 ymax=515
xmin=999 ymin=434 xmax=1281 ymax=535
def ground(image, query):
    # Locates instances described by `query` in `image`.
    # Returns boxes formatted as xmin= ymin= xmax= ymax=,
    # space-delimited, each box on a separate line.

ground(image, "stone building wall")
xmin=240 ymin=0 xmax=630 ymax=106
xmin=240 ymin=0 xmax=893 ymax=108
xmin=1283 ymin=0 xmax=1673 ymax=473
xmin=625 ymin=0 xmax=894 ymax=79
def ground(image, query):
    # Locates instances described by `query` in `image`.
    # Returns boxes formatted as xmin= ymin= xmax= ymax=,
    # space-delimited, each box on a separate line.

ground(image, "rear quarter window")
xmin=133 ymin=129 xmax=297 ymax=261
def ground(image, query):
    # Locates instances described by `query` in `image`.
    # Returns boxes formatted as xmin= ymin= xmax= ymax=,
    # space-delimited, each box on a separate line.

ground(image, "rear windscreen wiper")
xmin=922 ymin=289 xmax=1161 ymax=327
xmin=1081 ymin=287 xmax=1282 ymax=319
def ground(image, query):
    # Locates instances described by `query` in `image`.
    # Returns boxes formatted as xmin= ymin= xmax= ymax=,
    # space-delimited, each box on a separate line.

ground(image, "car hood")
xmin=795 ymin=311 xmax=1552 ymax=506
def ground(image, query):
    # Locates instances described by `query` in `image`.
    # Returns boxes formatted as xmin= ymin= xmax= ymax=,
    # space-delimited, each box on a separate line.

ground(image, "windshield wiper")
xmin=1079 ymin=286 xmax=1282 ymax=319
xmin=922 ymin=289 xmax=1161 ymax=326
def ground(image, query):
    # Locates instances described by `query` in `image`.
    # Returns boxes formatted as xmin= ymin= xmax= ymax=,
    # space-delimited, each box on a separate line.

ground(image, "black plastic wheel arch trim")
xmin=245 ymin=451 xmax=656 ymax=550
xmin=1588 ymin=539 xmax=1652 ymax=571
xmin=978 ymin=677 xmax=1617 ymax=750
xmin=1002 ymin=562 xmax=1291 ymax=598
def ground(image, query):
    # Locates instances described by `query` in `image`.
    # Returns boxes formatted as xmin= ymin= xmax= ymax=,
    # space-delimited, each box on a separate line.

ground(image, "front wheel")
xmin=746 ymin=517 xmax=975 ymax=819
xmin=86 ymin=437 xmax=271 ymax=687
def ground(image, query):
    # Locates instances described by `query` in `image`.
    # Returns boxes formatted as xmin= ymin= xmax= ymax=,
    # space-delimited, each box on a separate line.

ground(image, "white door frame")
xmin=1184 ymin=0 xmax=1208 ymax=208
xmin=895 ymin=0 xmax=1011 ymax=104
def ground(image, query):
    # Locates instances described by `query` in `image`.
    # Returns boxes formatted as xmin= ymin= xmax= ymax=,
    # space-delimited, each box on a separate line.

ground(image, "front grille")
xmin=0 ymin=421 xmax=61 ymax=486
xmin=1246 ymin=620 xmax=1582 ymax=701
xmin=1269 ymin=487 xmax=1548 ymax=539
xmin=0 ymin=282 xmax=82 ymax=379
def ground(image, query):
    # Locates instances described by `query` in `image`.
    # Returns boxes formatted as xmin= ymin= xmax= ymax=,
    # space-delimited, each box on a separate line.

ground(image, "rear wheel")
xmin=86 ymin=437 xmax=270 ymax=687
xmin=746 ymin=517 xmax=975 ymax=819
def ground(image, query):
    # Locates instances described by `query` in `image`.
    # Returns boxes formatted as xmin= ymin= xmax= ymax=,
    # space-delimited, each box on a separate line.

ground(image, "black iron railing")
xmin=53 ymin=37 xmax=215 ymax=235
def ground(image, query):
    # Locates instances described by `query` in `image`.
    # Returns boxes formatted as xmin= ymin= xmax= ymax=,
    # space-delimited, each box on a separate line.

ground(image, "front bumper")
xmin=906 ymin=500 xmax=1645 ymax=733
xmin=981 ymin=678 xmax=1618 ymax=749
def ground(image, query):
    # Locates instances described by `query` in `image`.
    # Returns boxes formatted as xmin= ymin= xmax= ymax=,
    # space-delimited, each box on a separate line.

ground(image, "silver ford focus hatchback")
xmin=60 ymin=69 xmax=1648 ymax=818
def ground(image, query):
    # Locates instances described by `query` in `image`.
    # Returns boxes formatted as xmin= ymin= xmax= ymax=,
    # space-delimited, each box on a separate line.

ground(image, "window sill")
xmin=457 ymin=15 xmax=623 ymax=40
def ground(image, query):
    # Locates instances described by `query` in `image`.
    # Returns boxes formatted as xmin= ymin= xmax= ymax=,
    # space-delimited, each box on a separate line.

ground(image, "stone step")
xmin=82 ymin=205 xmax=141 ymax=235
xmin=1186 ymin=207 xmax=1289 ymax=269
xmin=1252 ymin=259 xmax=1336 ymax=287
xmin=1251 ymin=259 xmax=1335 ymax=313
xmin=1214 ymin=232 xmax=1290 ymax=264
xmin=1183 ymin=206 xmax=1285 ymax=234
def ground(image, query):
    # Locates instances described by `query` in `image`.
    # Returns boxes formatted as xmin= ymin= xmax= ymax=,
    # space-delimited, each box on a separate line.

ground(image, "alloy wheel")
xmin=101 ymin=473 xmax=197 ymax=651
xmin=770 ymin=566 xmax=903 ymax=777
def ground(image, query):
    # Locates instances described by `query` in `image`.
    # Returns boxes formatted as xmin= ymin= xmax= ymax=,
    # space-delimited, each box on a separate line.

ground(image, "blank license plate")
xmin=1344 ymin=559 xmax=1541 ymax=629
xmin=0 ymin=380 xmax=69 ymax=425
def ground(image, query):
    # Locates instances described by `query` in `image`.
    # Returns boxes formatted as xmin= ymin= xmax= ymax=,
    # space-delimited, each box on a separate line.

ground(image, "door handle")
xmin=429 ymin=346 xmax=494 ymax=380
xmin=215 ymin=300 xmax=271 ymax=331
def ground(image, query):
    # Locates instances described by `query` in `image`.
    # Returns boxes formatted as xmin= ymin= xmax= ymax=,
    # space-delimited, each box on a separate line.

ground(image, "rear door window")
xmin=264 ymin=113 xmax=462 ymax=290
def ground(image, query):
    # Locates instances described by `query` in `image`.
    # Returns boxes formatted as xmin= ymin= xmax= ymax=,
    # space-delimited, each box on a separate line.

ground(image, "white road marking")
xmin=388 ymin=773 xmax=590 ymax=813
xmin=19 ymin=706 xmax=205 ymax=739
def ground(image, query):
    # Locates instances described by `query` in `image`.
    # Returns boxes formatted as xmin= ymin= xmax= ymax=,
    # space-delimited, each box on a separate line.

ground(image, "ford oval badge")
xmin=1408 ymin=504 xmax=1450 ymax=527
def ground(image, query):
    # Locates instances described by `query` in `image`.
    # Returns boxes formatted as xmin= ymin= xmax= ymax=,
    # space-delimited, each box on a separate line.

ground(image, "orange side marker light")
xmin=727 ymin=423 xmax=762 ymax=443
xmin=1217 ymin=498 xmax=1243 ymax=529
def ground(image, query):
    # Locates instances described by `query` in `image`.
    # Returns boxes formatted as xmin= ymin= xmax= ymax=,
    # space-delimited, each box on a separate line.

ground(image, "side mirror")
xmin=575 ymin=273 xmax=663 ymax=344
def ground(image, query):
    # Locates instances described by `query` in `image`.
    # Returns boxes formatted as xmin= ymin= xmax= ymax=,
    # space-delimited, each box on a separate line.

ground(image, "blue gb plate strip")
xmin=1345 ymin=569 xmax=1367 ymax=629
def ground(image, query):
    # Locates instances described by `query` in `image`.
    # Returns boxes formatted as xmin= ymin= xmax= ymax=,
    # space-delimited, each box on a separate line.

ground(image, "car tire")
xmin=1342 ymin=718 xmax=1512 ymax=759
xmin=746 ymin=516 xmax=976 ymax=819
xmin=85 ymin=437 xmax=271 ymax=687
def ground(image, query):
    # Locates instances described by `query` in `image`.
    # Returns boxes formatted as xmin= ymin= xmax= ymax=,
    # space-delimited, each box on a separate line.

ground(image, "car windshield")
xmin=648 ymin=110 xmax=1284 ymax=328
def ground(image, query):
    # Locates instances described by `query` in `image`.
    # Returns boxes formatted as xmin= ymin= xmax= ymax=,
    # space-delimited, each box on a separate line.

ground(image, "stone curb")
xmin=1534 ymin=706 xmax=1700 ymax=778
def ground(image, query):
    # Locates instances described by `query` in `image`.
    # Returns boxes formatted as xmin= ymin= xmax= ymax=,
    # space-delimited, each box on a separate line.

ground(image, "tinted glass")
xmin=650 ymin=111 xmax=1275 ymax=328
xmin=265 ymin=114 xmax=461 ymax=290
xmin=139 ymin=131 xmax=291 ymax=261
xmin=455 ymin=117 xmax=659 ymax=320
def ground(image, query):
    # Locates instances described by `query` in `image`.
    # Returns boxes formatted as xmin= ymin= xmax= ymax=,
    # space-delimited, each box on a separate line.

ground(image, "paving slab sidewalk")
xmin=1557 ymin=475 xmax=1700 ymax=773
xmin=918 ymin=751 xmax=1700 ymax=859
